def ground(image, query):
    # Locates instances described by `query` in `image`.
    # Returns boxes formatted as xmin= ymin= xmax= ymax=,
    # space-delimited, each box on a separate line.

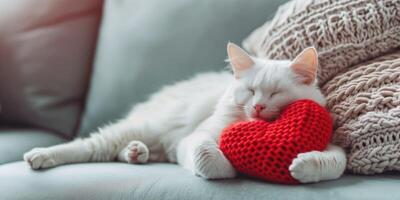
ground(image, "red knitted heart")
xmin=219 ymin=100 xmax=333 ymax=184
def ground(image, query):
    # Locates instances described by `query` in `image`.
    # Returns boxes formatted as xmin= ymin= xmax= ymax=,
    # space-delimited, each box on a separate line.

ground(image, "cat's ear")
xmin=227 ymin=42 xmax=255 ymax=79
xmin=290 ymin=47 xmax=318 ymax=85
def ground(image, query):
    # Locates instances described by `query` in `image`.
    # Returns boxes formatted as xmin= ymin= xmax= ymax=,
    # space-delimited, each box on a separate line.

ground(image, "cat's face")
xmin=227 ymin=43 xmax=325 ymax=121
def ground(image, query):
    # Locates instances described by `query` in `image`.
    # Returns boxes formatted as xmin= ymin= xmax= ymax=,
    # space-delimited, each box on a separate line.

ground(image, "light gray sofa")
xmin=1 ymin=0 xmax=400 ymax=199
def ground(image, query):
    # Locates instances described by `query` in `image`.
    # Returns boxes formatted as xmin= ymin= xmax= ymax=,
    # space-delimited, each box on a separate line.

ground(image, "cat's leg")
xmin=289 ymin=144 xmax=347 ymax=183
xmin=117 ymin=140 xmax=150 ymax=164
xmin=23 ymin=139 xmax=89 ymax=170
xmin=177 ymin=131 xmax=236 ymax=179
xmin=177 ymin=93 xmax=242 ymax=179
xmin=24 ymin=120 xmax=154 ymax=169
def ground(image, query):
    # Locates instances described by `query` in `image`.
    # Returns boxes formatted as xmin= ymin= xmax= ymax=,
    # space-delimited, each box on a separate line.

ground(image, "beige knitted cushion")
xmin=243 ymin=0 xmax=400 ymax=85
xmin=324 ymin=52 xmax=400 ymax=174
xmin=243 ymin=0 xmax=400 ymax=174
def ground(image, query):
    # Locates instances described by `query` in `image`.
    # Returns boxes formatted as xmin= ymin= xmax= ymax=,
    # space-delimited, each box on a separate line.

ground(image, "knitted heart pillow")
xmin=219 ymin=100 xmax=333 ymax=184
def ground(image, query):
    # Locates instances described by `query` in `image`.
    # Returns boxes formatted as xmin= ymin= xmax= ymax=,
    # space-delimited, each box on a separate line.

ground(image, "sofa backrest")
xmin=78 ymin=0 xmax=287 ymax=136
xmin=0 ymin=0 xmax=103 ymax=138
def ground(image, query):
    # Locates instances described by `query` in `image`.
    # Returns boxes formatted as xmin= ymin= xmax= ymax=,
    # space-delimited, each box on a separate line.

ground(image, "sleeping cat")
xmin=24 ymin=43 xmax=346 ymax=183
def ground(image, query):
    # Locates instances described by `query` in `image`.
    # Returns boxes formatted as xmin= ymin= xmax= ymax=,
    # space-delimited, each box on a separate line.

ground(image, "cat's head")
xmin=227 ymin=42 xmax=326 ymax=121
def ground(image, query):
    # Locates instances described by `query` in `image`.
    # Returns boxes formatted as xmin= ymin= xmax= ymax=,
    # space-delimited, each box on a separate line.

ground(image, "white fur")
xmin=24 ymin=47 xmax=346 ymax=183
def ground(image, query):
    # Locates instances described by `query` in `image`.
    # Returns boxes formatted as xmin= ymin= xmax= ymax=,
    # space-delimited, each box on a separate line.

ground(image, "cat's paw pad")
xmin=124 ymin=141 xmax=149 ymax=164
xmin=289 ymin=151 xmax=322 ymax=183
xmin=193 ymin=142 xmax=236 ymax=179
xmin=23 ymin=148 xmax=57 ymax=170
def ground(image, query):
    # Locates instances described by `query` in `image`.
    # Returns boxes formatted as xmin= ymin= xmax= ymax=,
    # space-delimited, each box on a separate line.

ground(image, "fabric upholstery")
xmin=1 ymin=162 xmax=400 ymax=200
xmin=241 ymin=0 xmax=400 ymax=175
xmin=78 ymin=0 xmax=287 ymax=137
xmin=0 ymin=128 xmax=66 ymax=164
xmin=243 ymin=0 xmax=400 ymax=85
xmin=0 ymin=0 xmax=103 ymax=138
xmin=323 ymin=51 xmax=400 ymax=174
xmin=3 ymin=1 xmax=398 ymax=199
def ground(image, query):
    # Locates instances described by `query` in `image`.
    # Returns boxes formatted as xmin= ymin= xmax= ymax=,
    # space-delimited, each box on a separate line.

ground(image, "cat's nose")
xmin=254 ymin=104 xmax=266 ymax=113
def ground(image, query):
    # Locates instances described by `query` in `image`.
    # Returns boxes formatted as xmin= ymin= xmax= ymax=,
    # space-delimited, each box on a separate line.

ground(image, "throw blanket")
xmin=243 ymin=0 xmax=400 ymax=174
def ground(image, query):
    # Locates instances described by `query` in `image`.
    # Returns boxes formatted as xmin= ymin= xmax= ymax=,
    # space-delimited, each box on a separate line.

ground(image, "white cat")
xmin=24 ymin=43 xmax=346 ymax=183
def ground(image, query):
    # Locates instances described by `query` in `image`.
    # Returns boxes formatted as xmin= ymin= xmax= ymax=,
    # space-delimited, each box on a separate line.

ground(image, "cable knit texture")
xmin=243 ymin=0 xmax=400 ymax=85
xmin=324 ymin=52 xmax=400 ymax=174
xmin=220 ymin=100 xmax=333 ymax=184
xmin=243 ymin=0 xmax=400 ymax=174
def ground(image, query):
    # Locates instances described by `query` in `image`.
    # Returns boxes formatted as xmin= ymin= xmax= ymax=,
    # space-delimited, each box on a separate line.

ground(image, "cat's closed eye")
xmin=270 ymin=90 xmax=281 ymax=98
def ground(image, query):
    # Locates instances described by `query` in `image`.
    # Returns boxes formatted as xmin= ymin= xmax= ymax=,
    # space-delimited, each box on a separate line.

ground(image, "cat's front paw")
xmin=289 ymin=151 xmax=322 ymax=183
xmin=23 ymin=148 xmax=57 ymax=170
xmin=193 ymin=142 xmax=236 ymax=179
xmin=119 ymin=141 xmax=149 ymax=164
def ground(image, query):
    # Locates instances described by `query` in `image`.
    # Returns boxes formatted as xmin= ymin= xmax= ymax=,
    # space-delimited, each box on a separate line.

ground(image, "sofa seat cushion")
xmin=0 ymin=129 xmax=66 ymax=164
xmin=1 ymin=162 xmax=400 ymax=200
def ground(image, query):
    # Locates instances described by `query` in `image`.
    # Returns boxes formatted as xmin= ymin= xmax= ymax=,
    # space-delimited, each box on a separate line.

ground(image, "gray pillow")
xmin=78 ymin=0 xmax=287 ymax=136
